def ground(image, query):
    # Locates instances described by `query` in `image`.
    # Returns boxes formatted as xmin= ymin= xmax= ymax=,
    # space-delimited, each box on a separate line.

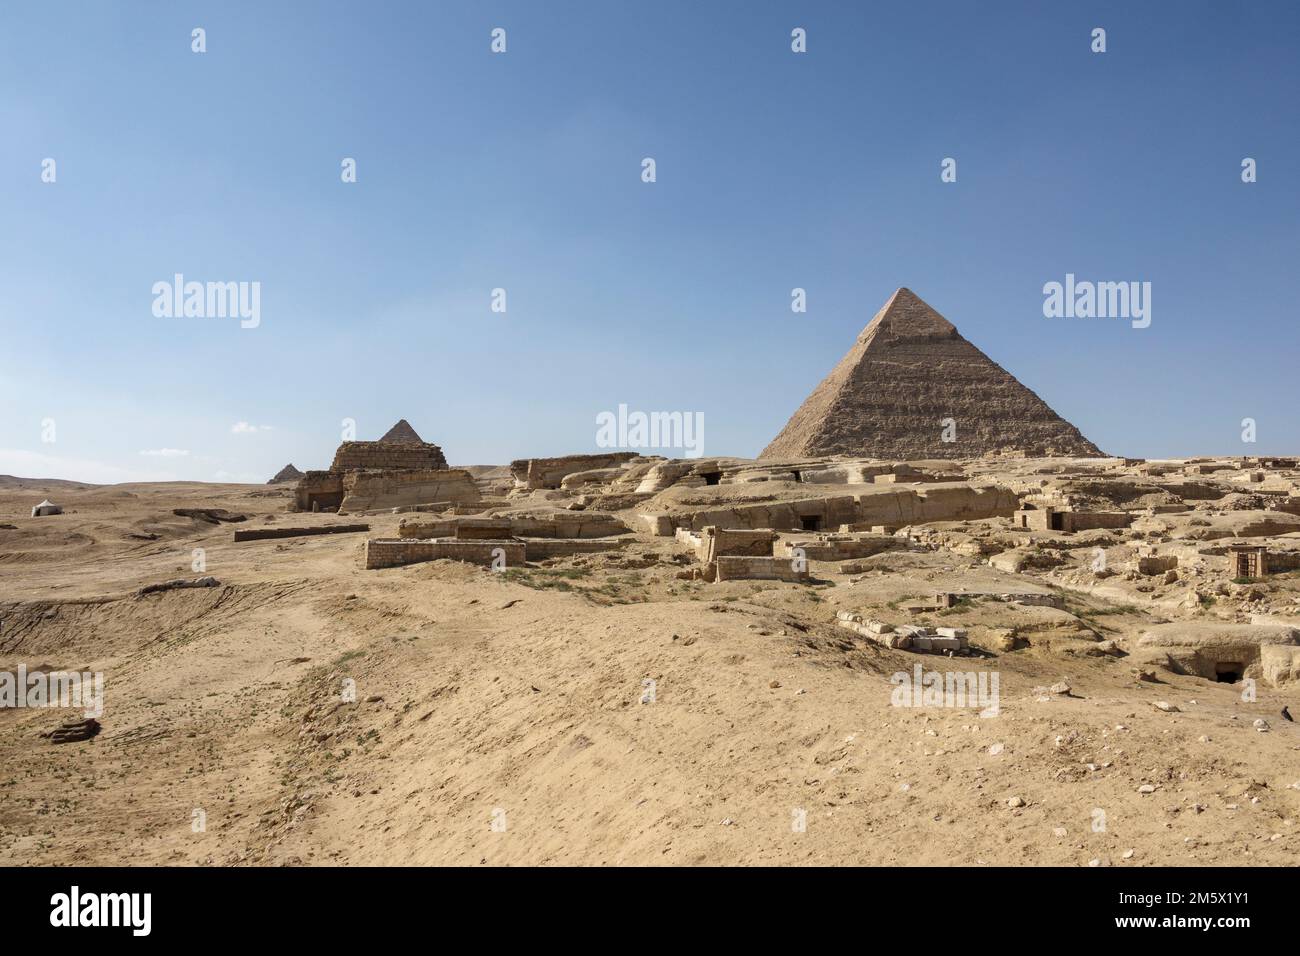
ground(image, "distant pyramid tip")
xmin=379 ymin=419 xmax=425 ymax=443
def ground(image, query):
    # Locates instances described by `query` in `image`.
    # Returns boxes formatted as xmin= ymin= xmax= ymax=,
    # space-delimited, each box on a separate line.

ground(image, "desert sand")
xmin=3 ymin=453 xmax=1299 ymax=867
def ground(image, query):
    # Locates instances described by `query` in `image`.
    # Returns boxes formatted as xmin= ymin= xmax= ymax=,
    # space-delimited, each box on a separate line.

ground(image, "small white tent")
xmin=31 ymin=500 xmax=63 ymax=517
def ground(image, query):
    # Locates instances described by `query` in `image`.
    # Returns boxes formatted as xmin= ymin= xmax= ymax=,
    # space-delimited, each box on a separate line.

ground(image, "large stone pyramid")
xmin=379 ymin=419 xmax=424 ymax=443
xmin=761 ymin=288 xmax=1104 ymax=460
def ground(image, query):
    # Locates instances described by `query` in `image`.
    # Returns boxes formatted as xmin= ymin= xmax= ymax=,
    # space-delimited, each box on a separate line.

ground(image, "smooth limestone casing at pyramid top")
xmin=761 ymin=288 xmax=1104 ymax=460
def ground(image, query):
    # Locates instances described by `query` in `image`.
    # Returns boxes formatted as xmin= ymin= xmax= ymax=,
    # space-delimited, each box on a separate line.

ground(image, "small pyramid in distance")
xmin=378 ymin=419 xmax=424 ymax=443
xmin=268 ymin=463 xmax=303 ymax=484
xmin=761 ymin=288 xmax=1104 ymax=460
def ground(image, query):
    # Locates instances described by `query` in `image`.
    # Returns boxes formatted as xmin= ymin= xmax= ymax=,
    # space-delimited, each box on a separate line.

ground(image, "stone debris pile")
xmin=836 ymin=611 xmax=969 ymax=653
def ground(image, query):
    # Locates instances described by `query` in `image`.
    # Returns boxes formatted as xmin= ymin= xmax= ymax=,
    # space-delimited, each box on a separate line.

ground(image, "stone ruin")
xmin=331 ymin=440 xmax=448 ymax=472
xmin=259 ymin=395 xmax=1300 ymax=690
xmin=836 ymin=611 xmax=970 ymax=654
xmin=671 ymin=526 xmax=809 ymax=583
xmin=1013 ymin=503 xmax=1133 ymax=533
xmin=1134 ymin=623 xmax=1300 ymax=687
xmin=267 ymin=463 xmax=303 ymax=484
xmin=291 ymin=420 xmax=478 ymax=514
xmin=364 ymin=511 xmax=632 ymax=569
xmin=509 ymin=453 xmax=640 ymax=490
xmin=639 ymin=482 xmax=1019 ymax=536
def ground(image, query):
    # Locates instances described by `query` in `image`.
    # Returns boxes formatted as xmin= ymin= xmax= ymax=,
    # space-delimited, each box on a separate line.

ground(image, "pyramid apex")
xmin=862 ymin=287 xmax=956 ymax=341
xmin=379 ymin=419 xmax=425 ymax=443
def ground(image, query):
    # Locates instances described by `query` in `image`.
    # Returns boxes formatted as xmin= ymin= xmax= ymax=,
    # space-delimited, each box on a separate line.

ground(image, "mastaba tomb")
xmin=762 ymin=288 xmax=1104 ymax=460
xmin=291 ymin=420 xmax=478 ymax=513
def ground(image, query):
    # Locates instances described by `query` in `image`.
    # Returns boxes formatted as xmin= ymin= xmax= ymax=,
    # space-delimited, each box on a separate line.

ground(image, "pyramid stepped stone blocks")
xmin=762 ymin=288 xmax=1103 ymax=460
xmin=331 ymin=441 xmax=447 ymax=472
xmin=268 ymin=464 xmax=303 ymax=484
xmin=292 ymin=420 xmax=460 ymax=512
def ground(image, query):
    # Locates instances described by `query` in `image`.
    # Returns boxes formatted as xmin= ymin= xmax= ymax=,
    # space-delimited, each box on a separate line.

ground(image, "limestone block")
xmin=712 ymin=556 xmax=809 ymax=583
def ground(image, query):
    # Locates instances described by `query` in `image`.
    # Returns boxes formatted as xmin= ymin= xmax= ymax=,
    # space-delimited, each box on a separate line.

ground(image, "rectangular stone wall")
xmin=234 ymin=524 xmax=369 ymax=542
xmin=1137 ymin=555 xmax=1179 ymax=575
xmin=1014 ymin=509 xmax=1051 ymax=531
xmin=452 ymin=518 xmax=514 ymax=539
xmin=293 ymin=471 xmax=345 ymax=512
xmin=1014 ymin=508 xmax=1132 ymax=533
xmin=365 ymin=539 xmax=438 ymax=569
xmin=641 ymin=484 xmax=1016 ymax=537
xmin=522 ymin=538 xmax=628 ymax=559
xmin=340 ymin=469 xmax=480 ymax=512
xmin=443 ymin=539 xmax=525 ymax=567
xmin=399 ymin=513 xmax=629 ymax=540
xmin=714 ymin=556 xmax=809 ymax=583
xmin=778 ymin=534 xmax=898 ymax=561
xmin=699 ymin=527 xmax=777 ymax=562
xmin=398 ymin=517 xmax=456 ymax=539
xmin=1269 ymin=551 xmax=1300 ymax=572
xmin=391 ymin=501 xmax=453 ymax=514
xmin=1061 ymin=511 xmax=1134 ymax=532
xmin=364 ymin=538 xmax=526 ymax=570
xmin=507 ymin=513 xmax=629 ymax=538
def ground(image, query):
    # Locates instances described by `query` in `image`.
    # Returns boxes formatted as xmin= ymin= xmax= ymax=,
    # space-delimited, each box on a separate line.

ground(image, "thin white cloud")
xmin=231 ymin=422 xmax=273 ymax=434
xmin=139 ymin=448 xmax=190 ymax=457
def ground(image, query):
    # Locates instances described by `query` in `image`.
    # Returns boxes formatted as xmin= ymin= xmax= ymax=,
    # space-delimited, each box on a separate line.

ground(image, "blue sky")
xmin=2 ymin=1 xmax=1297 ymax=483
